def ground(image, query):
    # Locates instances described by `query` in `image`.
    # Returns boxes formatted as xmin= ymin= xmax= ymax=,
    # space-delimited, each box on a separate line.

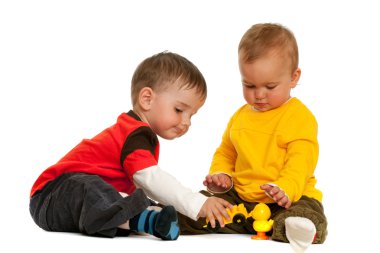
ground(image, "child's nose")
xmin=182 ymin=116 xmax=191 ymax=128
xmin=255 ymin=90 xmax=266 ymax=99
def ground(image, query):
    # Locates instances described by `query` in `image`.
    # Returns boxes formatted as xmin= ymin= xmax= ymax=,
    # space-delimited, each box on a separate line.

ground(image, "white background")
xmin=1 ymin=0 xmax=379 ymax=252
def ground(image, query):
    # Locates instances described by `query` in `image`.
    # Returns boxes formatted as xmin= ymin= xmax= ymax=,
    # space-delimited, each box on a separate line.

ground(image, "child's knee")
xmin=271 ymin=203 xmax=327 ymax=243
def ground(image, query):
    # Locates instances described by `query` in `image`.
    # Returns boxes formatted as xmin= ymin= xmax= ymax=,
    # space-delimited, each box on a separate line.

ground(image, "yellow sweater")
xmin=210 ymin=98 xmax=322 ymax=203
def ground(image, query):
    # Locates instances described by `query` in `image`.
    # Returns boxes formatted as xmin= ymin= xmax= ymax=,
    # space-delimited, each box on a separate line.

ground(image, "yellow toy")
xmin=203 ymin=203 xmax=250 ymax=231
xmin=250 ymin=203 xmax=274 ymax=240
xmin=203 ymin=203 xmax=273 ymax=240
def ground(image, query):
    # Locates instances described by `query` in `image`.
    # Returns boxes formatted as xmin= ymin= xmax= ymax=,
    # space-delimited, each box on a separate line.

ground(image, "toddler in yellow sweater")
xmin=179 ymin=23 xmax=328 ymax=253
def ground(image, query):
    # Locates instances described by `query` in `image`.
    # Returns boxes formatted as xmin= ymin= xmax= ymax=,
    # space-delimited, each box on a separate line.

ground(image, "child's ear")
xmin=138 ymin=87 xmax=154 ymax=111
xmin=290 ymin=68 xmax=301 ymax=88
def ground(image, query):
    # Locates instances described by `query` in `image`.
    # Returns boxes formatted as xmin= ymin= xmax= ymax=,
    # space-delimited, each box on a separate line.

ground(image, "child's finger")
xmin=213 ymin=176 xmax=222 ymax=186
xmin=219 ymin=206 xmax=231 ymax=222
xmin=218 ymin=199 xmax=233 ymax=218
xmin=269 ymin=186 xmax=280 ymax=196
xmin=277 ymin=195 xmax=291 ymax=208
xmin=215 ymin=213 xmax=225 ymax=228
xmin=260 ymin=184 xmax=271 ymax=190
xmin=221 ymin=177 xmax=230 ymax=188
xmin=207 ymin=212 xmax=216 ymax=228
xmin=272 ymin=189 xmax=285 ymax=201
xmin=213 ymin=205 xmax=228 ymax=227
xmin=223 ymin=199 xmax=234 ymax=210
xmin=276 ymin=195 xmax=285 ymax=206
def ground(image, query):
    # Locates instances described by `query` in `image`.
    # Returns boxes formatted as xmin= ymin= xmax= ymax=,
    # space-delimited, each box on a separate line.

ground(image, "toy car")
xmin=203 ymin=203 xmax=251 ymax=231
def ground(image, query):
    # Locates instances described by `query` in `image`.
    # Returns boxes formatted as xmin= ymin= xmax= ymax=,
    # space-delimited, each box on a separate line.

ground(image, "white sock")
xmin=147 ymin=205 xmax=162 ymax=212
xmin=285 ymin=217 xmax=316 ymax=253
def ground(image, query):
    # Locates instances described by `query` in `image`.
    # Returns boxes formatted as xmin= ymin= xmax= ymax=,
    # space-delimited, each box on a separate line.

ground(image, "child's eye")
xmin=175 ymin=108 xmax=183 ymax=113
xmin=266 ymin=83 xmax=278 ymax=90
xmin=243 ymin=83 xmax=255 ymax=89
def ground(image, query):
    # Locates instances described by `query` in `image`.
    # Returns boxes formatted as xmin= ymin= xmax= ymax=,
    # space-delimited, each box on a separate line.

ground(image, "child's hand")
xmin=203 ymin=173 xmax=232 ymax=193
xmin=198 ymin=197 xmax=233 ymax=228
xmin=260 ymin=184 xmax=292 ymax=209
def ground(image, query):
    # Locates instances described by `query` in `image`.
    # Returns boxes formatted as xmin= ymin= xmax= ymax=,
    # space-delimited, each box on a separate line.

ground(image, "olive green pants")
xmin=178 ymin=189 xmax=327 ymax=243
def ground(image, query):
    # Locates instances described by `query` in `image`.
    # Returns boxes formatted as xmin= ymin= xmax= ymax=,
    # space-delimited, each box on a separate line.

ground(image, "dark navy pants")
xmin=29 ymin=173 xmax=150 ymax=237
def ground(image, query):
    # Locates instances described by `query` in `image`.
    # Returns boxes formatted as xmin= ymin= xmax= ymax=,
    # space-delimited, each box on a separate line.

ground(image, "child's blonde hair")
xmin=238 ymin=23 xmax=299 ymax=73
xmin=131 ymin=51 xmax=207 ymax=105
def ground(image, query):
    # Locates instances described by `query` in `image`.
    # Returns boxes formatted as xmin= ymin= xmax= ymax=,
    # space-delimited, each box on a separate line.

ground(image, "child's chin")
xmin=254 ymin=106 xmax=271 ymax=112
xmin=159 ymin=133 xmax=178 ymax=140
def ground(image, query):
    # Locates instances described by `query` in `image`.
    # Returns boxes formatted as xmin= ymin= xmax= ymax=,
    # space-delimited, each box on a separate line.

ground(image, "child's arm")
xmin=133 ymin=165 xmax=232 ymax=225
xmin=208 ymin=112 xmax=240 ymax=181
xmin=264 ymin=107 xmax=319 ymax=203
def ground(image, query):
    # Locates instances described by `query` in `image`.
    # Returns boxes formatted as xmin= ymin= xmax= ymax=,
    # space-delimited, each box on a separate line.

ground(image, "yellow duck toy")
xmin=250 ymin=203 xmax=274 ymax=240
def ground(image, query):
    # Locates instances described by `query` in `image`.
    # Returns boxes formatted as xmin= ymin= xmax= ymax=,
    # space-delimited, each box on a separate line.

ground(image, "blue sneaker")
xmin=154 ymin=205 xmax=180 ymax=240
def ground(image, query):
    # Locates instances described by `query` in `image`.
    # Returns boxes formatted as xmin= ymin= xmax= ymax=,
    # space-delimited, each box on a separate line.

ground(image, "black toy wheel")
xmin=233 ymin=214 xmax=246 ymax=224
xmin=207 ymin=220 xmax=221 ymax=232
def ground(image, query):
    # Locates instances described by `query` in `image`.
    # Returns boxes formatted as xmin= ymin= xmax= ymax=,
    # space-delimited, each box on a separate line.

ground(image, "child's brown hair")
xmin=131 ymin=51 xmax=207 ymax=106
xmin=238 ymin=23 xmax=299 ymax=73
